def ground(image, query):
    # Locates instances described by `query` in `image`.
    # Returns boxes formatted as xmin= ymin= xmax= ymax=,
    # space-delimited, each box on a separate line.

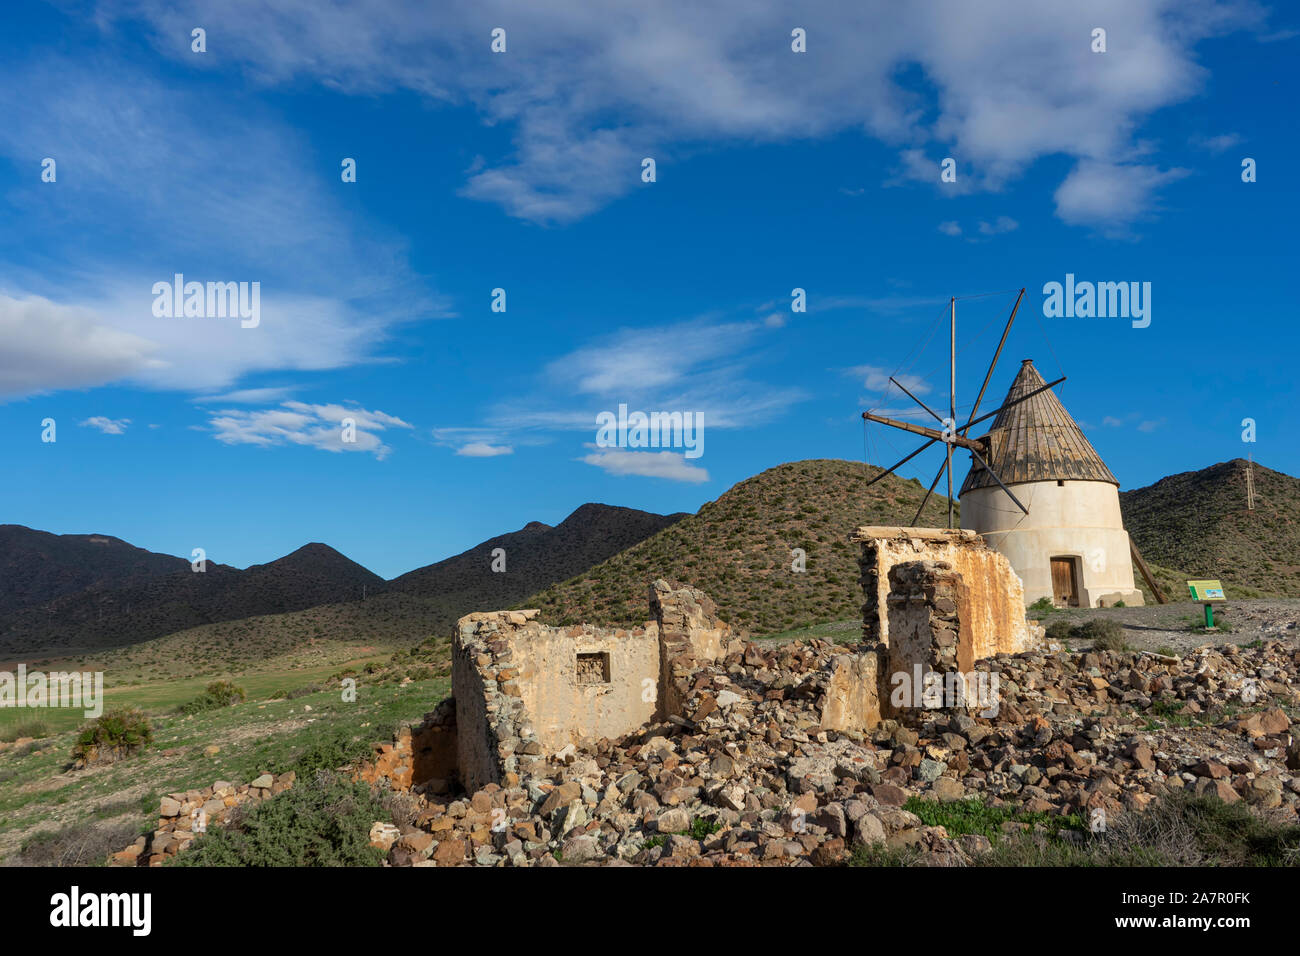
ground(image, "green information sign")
xmin=1187 ymin=579 xmax=1226 ymax=602
xmin=1187 ymin=579 xmax=1226 ymax=629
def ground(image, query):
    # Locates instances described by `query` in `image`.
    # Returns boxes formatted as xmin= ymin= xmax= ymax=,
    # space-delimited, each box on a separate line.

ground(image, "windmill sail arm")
xmin=861 ymin=411 xmax=985 ymax=452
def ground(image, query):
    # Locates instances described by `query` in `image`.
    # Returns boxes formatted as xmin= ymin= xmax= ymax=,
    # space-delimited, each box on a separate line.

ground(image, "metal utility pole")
xmin=1246 ymin=453 xmax=1255 ymax=510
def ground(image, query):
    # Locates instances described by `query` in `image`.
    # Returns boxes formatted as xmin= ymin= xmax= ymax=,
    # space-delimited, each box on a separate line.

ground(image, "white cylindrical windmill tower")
xmin=958 ymin=359 xmax=1144 ymax=608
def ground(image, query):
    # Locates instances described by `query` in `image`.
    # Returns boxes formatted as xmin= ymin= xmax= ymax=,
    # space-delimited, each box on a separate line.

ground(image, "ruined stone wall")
xmin=820 ymin=651 xmax=881 ymax=733
xmin=650 ymin=578 xmax=733 ymax=718
xmin=449 ymin=583 xmax=736 ymax=791
xmin=881 ymin=560 xmax=971 ymax=718
xmin=511 ymin=621 xmax=660 ymax=752
xmin=854 ymin=526 xmax=1040 ymax=657
xmin=453 ymin=610 xmax=548 ymax=792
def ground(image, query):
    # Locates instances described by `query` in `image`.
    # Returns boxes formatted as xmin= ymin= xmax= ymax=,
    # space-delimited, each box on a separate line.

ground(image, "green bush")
xmin=72 ymin=708 xmax=152 ymax=764
xmin=0 ymin=719 xmax=50 ymax=742
xmin=688 ymin=817 xmax=723 ymax=840
xmin=1027 ymin=597 xmax=1056 ymax=615
xmin=848 ymin=792 xmax=1299 ymax=867
xmin=172 ymin=772 xmax=389 ymax=867
xmin=1044 ymin=619 xmax=1074 ymax=645
xmin=178 ymin=680 xmax=246 ymax=715
xmin=1074 ymin=618 xmax=1128 ymax=651
xmin=292 ymin=725 xmax=392 ymax=776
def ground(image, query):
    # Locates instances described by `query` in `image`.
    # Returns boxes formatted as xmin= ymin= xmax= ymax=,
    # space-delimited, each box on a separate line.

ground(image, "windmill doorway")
xmin=1050 ymin=556 xmax=1080 ymax=607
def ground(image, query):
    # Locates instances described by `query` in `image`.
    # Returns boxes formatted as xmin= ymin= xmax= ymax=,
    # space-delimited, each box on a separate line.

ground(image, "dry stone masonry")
xmin=110 ymin=771 xmax=296 ymax=866
xmin=111 ymin=538 xmax=1300 ymax=867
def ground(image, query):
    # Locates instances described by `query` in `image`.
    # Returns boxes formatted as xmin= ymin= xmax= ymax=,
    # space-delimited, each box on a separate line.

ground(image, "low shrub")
xmin=848 ymin=792 xmax=1300 ymax=867
xmin=1027 ymin=597 xmax=1056 ymax=615
xmin=1074 ymin=618 xmax=1128 ymax=651
xmin=72 ymin=708 xmax=152 ymax=766
xmin=19 ymin=818 xmax=144 ymax=867
xmin=1044 ymin=618 xmax=1074 ymax=645
xmin=178 ymin=680 xmax=246 ymax=715
xmin=0 ymin=719 xmax=50 ymax=742
xmin=172 ymin=771 xmax=388 ymax=867
xmin=292 ymin=725 xmax=393 ymax=776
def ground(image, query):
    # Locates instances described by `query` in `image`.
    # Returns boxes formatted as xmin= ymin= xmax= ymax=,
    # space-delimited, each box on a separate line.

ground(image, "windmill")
xmin=860 ymin=288 xmax=1066 ymax=529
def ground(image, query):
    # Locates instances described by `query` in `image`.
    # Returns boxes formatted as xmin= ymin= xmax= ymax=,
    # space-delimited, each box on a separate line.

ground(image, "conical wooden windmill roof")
xmin=960 ymin=359 xmax=1118 ymax=494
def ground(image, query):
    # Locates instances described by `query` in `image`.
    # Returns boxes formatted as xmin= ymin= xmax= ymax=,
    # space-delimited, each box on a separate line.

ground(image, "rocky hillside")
xmin=521 ymin=459 xmax=955 ymax=635
xmin=0 ymin=504 xmax=684 ymax=660
xmin=388 ymin=502 xmax=686 ymax=610
xmin=1121 ymin=459 xmax=1300 ymax=598
xmin=0 ymin=543 xmax=383 ymax=658
xmin=0 ymin=525 xmax=189 ymax=617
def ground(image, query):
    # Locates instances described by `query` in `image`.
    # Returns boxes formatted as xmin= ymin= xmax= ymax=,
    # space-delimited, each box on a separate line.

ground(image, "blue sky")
xmin=1 ymin=1 xmax=1296 ymax=579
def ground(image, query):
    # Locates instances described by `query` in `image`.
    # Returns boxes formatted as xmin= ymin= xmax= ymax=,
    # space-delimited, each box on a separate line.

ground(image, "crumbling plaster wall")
xmin=512 ymin=623 xmax=660 ymax=752
xmin=854 ymin=526 xmax=1041 ymax=658
xmin=821 ymin=651 xmax=882 ymax=733
xmin=450 ymin=581 xmax=731 ymax=791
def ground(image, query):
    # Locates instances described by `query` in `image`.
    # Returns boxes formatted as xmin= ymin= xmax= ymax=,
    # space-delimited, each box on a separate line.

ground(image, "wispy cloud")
xmin=191 ymin=387 xmax=298 ymax=405
xmin=579 ymin=447 xmax=709 ymax=484
xmin=106 ymin=0 xmax=1261 ymax=228
xmin=0 ymin=53 xmax=447 ymax=399
xmin=1191 ymin=132 xmax=1243 ymax=153
xmin=80 ymin=416 xmax=131 ymax=435
xmin=456 ymin=442 xmax=514 ymax=458
xmin=207 ymin=401 xmax=414 ymax=459
xmin=850 ymin=365 xmax=931 ymax=398
xmin=1053 ymin=161 xmax=1190 ymax=236
xmin=978 ymin=216 xmax=1019 ymax=236
xmin=435 ymin=311 xmax=805 ymax=472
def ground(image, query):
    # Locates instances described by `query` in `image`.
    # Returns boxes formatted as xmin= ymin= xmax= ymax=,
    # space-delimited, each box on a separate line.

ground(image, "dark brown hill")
xmin=0 ymin=525 xmax=189 ymax=617
xmin=1121 ymin=458 xmax=1300 ymax=597
xmin=0 ymin=542 xmax=382 ymax=657
xmin=0 ymin=504 xmax=683 ymax=658
xmin=387 ymin=502 xmax=688 ymax=610
xmin=521 ymin=459 xmax=955 ymax=634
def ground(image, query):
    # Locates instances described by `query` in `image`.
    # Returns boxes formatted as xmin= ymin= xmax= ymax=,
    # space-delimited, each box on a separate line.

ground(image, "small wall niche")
xmin=576 ymin=651 xmax=611 ymax=685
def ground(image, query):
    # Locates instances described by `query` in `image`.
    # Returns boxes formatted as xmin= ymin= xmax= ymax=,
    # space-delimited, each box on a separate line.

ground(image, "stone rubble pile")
xmin=109 ymin=771 xmax=297 ymax=866
xmin=106 ymin=633 xmax=1298 ymax=868
xmin=367 ymin=637 xmax=1299 ymax=867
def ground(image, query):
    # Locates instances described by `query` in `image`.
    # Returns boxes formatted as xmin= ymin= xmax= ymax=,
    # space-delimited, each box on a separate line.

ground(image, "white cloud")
xmin=1053 ymin=160 xmax=1189 ymax=234
xmin=1192 ymin=132 xmax=1242 ymax=152
xmin=456 ymin=442 xmax=514 ymax=457
xmin=938 ymin=221 xmax=962 ymax=237
xmin=0 ymin=294 xmax=164 ymax=398
xmin=80 ymin=416 xmax=131 ymax=435
xmin=850 ymin=365 xmax=931 ymax=398
xmin=978 ymin=216 xmax=1019 ymax=235
xmin=106 ymin=0 xmax=1261 ymax=227
xmin=438 ymin=312 xmax=806 ymax=465
xmin=579 ymin=447 xmax=710 ymax=484
xmin=191 ymin=387 xmax=298 ymax=405
xmin=207 ymin=401 xmax=413 ymax=459
xmin=0 ymin=54 xmax=447 ymax=399
xmin=551 ymin=319 xmax=757 ymax=396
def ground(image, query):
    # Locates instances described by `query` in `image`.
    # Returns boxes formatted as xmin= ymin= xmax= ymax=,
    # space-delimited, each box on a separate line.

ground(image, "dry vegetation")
xmin=522 ymin=459 xmax=955 ymax=634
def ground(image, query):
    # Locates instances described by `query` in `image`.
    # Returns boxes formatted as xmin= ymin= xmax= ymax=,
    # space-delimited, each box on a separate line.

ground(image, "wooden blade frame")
xmin=862 ymin=289 xmax=1060 ymax=529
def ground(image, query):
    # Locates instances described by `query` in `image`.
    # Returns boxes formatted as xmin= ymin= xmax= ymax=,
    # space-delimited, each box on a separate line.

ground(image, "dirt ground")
xmin=1037 ymin=598 xmax=1300 ymax=654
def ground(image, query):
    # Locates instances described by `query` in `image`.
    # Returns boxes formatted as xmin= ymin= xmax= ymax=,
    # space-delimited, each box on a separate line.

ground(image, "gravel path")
xmin=1034 ymin=598 xmax=1300 ymax=655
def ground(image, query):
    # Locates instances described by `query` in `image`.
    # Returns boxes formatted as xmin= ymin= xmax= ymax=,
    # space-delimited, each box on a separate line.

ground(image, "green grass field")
xmin=0 ymin=628 xmax=454 ymax=865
